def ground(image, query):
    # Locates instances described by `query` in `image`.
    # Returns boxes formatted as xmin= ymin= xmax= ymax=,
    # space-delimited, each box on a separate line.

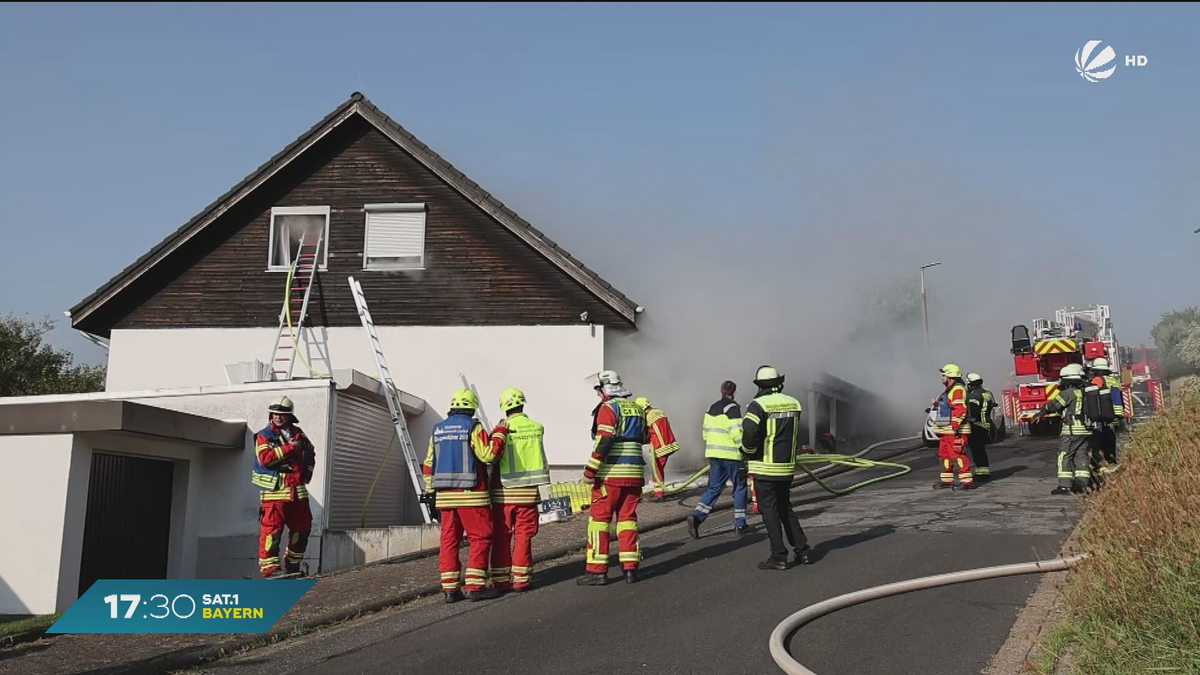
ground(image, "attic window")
xmin=363 ymin=203 xmax=426 ymax=270
xmin=268 ymin=206 xmax=330 ymax=272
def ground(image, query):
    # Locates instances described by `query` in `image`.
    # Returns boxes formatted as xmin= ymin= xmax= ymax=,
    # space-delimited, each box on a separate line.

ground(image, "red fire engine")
xmin=1002 ymin=305 xmax=1149 ymax=436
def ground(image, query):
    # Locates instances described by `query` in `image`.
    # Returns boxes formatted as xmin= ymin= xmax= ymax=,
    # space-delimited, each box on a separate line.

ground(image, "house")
xmin=66 ymin=91 xmax=641 ymax=472
xmin=0 ymin=92 xmax=642 ymax=615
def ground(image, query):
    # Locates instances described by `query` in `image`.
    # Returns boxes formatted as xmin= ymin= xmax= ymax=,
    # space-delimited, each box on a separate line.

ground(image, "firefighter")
xmin=634 ymin=396 xmax=680 ymax=501
xmin=1088 ymin=357 xmax=1123 ymax=471
xmin=932 ymin=364 xmax=976 ymax=490
xmin=253 ymin=396 xmax=316 ymax=579
xmin=578 ymin=370 xmax=648 ymax=586
xmin=964 ymin=373 xmax=993 ymax=481
xmin=487 ymin=387 xmax=551 ymax=593
xmin=687 ymin=380 xmax=749 ymax=539
xmin=1032 ymin=363 xmax=1095 ymax=495
xmin=740 ymin=366 xmax=813 ymax=570
xmin=421 ymin=389 xmax=501 ymax=602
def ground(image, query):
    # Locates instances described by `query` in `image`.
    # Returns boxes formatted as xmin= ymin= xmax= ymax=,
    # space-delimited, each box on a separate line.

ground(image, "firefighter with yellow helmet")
xmin=932 ymin=364 xmax=976 ymax=490
xmin=634 ymin=396 xmax=680 ymax=500
xmin=421 ymin=388 xmax=501 ymax=602
xmin=486 ymin=387 xmax=551 ymax=592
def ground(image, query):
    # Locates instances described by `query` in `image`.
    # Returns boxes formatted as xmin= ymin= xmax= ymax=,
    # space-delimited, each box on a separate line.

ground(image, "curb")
xmin=21 ymin=441 xmax=925 ymax=674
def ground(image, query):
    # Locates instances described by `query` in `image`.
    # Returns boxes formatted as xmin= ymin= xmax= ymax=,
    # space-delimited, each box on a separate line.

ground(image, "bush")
xmin=1044 ymin=389 xmax=1200 ymax=673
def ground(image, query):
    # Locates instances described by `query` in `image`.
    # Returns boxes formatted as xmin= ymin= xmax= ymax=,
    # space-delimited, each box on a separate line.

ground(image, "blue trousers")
xmin=692 ymin=458 xmax=748 ymax=527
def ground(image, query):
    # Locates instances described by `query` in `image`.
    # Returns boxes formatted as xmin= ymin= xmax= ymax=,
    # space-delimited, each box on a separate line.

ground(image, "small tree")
xmin=1179 ymin=324 xmax=1200 ymax=372
xmin=0 ymin=314 xmax=107 ymax=397
xmin=1150 ymin=307 xmax=1200 ymax=379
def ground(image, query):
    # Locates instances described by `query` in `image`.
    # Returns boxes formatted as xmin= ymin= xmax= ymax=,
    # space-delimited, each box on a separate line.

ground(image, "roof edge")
xmin=69 ymin=91 xmax=640 ymax=333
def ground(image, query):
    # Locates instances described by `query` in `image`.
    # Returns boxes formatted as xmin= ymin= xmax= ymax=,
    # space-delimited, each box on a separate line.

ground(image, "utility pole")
xmin=920 ymin=262 xmax=942 ymax=352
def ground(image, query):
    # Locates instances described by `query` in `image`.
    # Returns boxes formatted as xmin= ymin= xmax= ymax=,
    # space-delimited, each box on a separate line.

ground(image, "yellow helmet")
xmin=634 ymin=396 xmax=650 ymax=410
xmin=499 ymin=387 xmax=526 ymax=412
xmin=450 ymin=388 xmax=480 ymax=410
xmin=940 ymin=364 xmax=962 ymax=379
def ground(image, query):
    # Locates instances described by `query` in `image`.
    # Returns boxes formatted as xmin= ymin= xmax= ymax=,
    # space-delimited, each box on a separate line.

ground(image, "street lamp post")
xmin=920 ymin=262 xmax=942 ymax=352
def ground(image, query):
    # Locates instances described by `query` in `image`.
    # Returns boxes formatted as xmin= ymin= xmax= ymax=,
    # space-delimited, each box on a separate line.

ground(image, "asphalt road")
xmin=185 ymin=436 xmax=1081 ymax=675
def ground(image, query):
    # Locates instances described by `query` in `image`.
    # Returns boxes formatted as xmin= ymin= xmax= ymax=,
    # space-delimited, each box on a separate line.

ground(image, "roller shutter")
xmin=327 ymin=392 xmax=419 ymax=529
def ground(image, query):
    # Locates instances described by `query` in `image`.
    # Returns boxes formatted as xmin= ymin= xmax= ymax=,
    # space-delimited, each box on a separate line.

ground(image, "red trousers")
xmin=938 ymin=434 xmax=974 ymax=486
xmin=259 ymin=499 xmax=312 ymax=577
xmin=439 ymin=506 xmax=493 ymax=593
xmin=586 ymin=482 xmax=642 ymax=574
xmin=650 ymin=456 xmax=670 ymax=497
xmin=489 ymin=503 xmax=541 ymax=591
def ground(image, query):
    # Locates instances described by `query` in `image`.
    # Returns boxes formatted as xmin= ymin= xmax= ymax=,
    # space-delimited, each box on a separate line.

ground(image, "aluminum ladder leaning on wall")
xmin=268 ymin=229 xmax=325 ymax=380
xmin=348 ymin=276 xmax=433 ymax=525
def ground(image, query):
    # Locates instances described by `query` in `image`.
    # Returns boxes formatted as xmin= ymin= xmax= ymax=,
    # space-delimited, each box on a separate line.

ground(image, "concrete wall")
xmin=107 ymin=326 xmax=606 ymax=468
xmin=0 ymin=435 xmax=75 ymax=615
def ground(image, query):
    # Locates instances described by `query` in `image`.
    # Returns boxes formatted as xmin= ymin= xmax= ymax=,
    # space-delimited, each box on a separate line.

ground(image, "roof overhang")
xmin=68 ymin=92 xmax=640 ymax=335
xmin=333 ymin=369 xmax=426 ymax=417
xmin=0 ymin=400 xmax=246 ymax=449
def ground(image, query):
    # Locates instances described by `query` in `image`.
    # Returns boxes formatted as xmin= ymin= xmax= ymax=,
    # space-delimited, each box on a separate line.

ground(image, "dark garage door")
xmin=78 ymin=452 xmax=176 ymax=597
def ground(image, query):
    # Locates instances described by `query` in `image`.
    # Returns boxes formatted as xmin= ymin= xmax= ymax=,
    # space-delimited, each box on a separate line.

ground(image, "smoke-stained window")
xmin=268 ymin=206 xmax=330 ymax=272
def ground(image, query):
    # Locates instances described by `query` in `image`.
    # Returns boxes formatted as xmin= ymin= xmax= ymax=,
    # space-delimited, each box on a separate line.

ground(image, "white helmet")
xmin=1091 ymin=357 xmax=1111 ymax=372
xmin=965 ymin=373 xmax=983 ymax=385
xmin=596 ymin=370 xmax=622 ymax=387
xmin=1059 ymin=363 xmax=1086 ymax=380
xmin=753 ymin=365 xmax=784 ymax=385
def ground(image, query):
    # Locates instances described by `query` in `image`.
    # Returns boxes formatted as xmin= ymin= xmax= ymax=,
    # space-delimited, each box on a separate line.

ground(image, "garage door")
xmin=77 ymin=452 xmax=175 ymax=596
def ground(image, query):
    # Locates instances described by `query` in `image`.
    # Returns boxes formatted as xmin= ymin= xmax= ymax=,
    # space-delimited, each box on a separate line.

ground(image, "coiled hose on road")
xmin=768 ymin=554 xmax=1091 ymax=674
xmin=648 ymin=436 xmax=921 ymax=500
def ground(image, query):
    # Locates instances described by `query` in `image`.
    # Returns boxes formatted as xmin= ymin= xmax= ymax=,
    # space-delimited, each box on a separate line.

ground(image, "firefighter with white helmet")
xmin=932 ymin=364 xmax=976 ymax=490
xmin=740 ymin=365 xmax=813 ymax=569
xmin=486 ymin=387 xmax=550 ymax=592
xmin=1032 ymin=362 xmax=1096 ymax=495
xmin=963 ymin=373 xmax=995 ymax=481
xmin=1087 ymin=356 xmax=1123 ymax=471
xmin=252 ymin=396 xmax=317 ymax=578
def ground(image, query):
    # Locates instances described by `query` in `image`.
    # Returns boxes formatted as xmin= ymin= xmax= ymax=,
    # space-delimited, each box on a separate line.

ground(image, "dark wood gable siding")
xmin=84 ymin=115 xmax=627 ymax=333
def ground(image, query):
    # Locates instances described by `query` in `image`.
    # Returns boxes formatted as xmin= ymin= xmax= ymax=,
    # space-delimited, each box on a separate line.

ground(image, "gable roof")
xmin=68 ymin=92 xmax=641 ymax=331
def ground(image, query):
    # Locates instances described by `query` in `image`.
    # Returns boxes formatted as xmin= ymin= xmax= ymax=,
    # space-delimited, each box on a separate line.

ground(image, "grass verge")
xmin=1031 ymin=389 xmax=1200 ymax=674
xmin=0 ymin=613 xmax=61 ymax=639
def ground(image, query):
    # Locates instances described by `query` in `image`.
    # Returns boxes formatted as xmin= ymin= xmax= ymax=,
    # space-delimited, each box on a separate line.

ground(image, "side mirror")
xmin=924 ymin=407 xmax=931 ymax=413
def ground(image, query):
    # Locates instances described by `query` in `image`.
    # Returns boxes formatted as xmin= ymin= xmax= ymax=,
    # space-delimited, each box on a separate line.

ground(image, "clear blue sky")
xmin=2 ymin=2 xmax=1197 ymax=370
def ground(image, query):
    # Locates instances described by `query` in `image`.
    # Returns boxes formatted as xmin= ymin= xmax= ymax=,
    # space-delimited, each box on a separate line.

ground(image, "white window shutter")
xmin=365 ymin=204 xmax=425 ymax=267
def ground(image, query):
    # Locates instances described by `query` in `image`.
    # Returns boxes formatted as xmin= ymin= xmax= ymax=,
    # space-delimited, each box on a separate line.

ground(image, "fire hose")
xmin=768 ymin=554 xmax=1091 ymax=674
xmin=647 ymin=436 xmax=921 ymax=500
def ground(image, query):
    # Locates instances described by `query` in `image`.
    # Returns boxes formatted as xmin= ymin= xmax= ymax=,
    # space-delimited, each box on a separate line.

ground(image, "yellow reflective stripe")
xmin=744 ymin=412 xmax=761 ymax=424
xmin=653 ymin=442 xmax=680 ymax=457
xmin=597 ymin=465 xmax=645 ymax=479
xmin=747 ymin=462 xmax=793 ymax=477
xmin=434 ymin=491 xmax=491 ymax=508
xmin=490 ymin=487 xmax=540 ymax=505
xmin=596 ymin=424 xmax=616 ymax=434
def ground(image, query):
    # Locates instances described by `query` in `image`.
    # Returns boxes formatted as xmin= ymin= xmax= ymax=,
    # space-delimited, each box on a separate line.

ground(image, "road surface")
xmin=184 ymin=436 xmax=1080 ymax=675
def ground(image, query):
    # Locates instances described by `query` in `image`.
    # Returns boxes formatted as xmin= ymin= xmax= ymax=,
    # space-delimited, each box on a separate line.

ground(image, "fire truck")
xmin=1001 ymin=305 xmax=1144 ymax=436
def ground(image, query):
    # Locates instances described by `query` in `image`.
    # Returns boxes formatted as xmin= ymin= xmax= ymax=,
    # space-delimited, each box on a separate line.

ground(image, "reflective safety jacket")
xmin=423 ymin=413 xmax=496 ymax=509
xmin=740 ymin=389 xmax=803 ymax=479
xmin=1041 ymin=385 xmax=1093 ymax=437
xmin=702 ymin=397 xmax=743 ymax=460
xmin=252 ymin=423 xmax=315 ymax=502
xmin=585 ymin=396 xmax=647 ymax=487
xmin=646 ymin=407 xmax=680 ymax=459
xmin=932 ymin=381 xmax=971 ymax=436
xmin=966 ymin=387 xmax=994 ymax=432
xmin=488 ymin=413 xmax=550 ymax=505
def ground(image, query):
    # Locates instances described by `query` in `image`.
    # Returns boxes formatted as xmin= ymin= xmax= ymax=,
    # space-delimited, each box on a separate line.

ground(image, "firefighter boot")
xmin=575 ymin=573 xmax=608 ymax=586
xmin=465 ymin=587 xmax=502 ymax=602
xmin=625 ymin=570 xmax=638 ymax=584
xmin=1051 ymin=486 xmax=1071 ymax=496
xmin=444 ymin=590 xmax=464 ymax=603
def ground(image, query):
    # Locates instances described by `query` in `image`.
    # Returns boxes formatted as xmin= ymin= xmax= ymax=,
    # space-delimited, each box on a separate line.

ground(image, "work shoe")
xmin=624 ymin=570 xmax=638 ymax=584
xmin=575 ymin=573 xmax=608 ymax=587
xmin=933 ymin=482 xmax=955 ymax=490
xmin=758 ymin=558 xmax=789 ymax=571
xmin=735 ymin=525 xmax=749 ymax=537
xmin=444 ymin=590 xmax=464 ymax=603
xmin=794 ymin=545 xmax=814 ymax=566
xmin=1051 ymin=486 xmax=1071 ymax=495
xmin=465 ymin=587 xmax=502 ymax=601
xmin=959 ymin=483 xmax=978 ymax=491
xmin=686 ymin=514 xmax=701 ymax=540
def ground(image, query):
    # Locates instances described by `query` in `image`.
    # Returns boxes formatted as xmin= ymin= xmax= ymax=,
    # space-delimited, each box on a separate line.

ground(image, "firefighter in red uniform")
xmin=578 ymin=370 xmax=648 ymax=586
xmin=253 ymin=396 xmax=316 ymax=578
xmin=421 ymin=389 xmax=501 ymax=603
xmin=932 ymin=364 xmax=976 ymax=490
xmin=634 ymin=396 xmax=680 ymax=500
xmin=487 ymin=387 xmax=551 ymax=593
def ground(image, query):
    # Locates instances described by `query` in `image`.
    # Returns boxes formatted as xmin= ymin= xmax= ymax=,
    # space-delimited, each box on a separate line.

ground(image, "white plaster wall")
xmin=107 ymin=326 xmax=606 ymax=468
xmin=0 ymin=435 xmax=74 ymax=615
